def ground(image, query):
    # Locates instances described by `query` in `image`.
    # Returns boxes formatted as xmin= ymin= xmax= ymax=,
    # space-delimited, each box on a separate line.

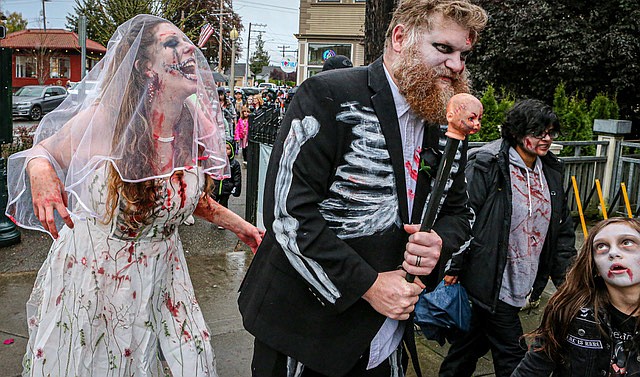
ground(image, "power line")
xmin=234 ymin=0 xmax=298 ymax=12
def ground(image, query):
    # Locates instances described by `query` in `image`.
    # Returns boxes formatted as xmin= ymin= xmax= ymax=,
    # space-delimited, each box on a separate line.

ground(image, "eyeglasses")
xmin=531 ymin=129 xmax=559 ymax=139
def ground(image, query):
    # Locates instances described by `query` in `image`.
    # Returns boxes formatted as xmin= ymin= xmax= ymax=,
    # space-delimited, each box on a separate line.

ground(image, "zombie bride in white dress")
xmin=6 ymin=14 xmax=262 ymax=377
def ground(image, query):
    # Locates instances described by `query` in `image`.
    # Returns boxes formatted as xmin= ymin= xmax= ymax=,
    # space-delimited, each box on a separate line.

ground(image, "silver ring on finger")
xmin=416 ymin=255 xmax=421 ymax=267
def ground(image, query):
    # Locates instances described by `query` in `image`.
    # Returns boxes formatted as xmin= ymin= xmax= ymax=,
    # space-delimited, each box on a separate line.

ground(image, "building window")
xmin=49 ymin=57 xmax=70 ymax=78
xmin=308 ymin=43 xmax=352 ymax=66
xmin=307 ymin=67 xmax=323 ymax=78
xmin=15 ymin=56 xmax=38 ymax=78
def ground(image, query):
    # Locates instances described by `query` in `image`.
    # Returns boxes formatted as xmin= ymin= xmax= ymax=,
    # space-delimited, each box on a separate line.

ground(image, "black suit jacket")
xmin=238 ymin=58 xmax=472 ymax=376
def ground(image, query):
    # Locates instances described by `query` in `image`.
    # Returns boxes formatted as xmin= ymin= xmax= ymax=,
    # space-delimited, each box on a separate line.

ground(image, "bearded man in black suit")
xmin=239 ymin=1 xmax=488 ymax=375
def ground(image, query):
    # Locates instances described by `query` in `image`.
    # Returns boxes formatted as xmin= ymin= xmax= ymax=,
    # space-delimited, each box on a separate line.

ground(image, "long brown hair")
xmin=531 ymin=217 xmax=640 ymax=363
xmin=101 ymin=17 xmax=170 ymax=227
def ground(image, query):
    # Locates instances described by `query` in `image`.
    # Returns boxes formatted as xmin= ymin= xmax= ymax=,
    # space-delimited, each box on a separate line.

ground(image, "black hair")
xmin=501 ymin=99 xmax=561 ymax=147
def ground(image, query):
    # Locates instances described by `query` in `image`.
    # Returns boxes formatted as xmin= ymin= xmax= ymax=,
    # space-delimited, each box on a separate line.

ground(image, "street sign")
xmin=280 ymin=56 xmax=297 ymax=73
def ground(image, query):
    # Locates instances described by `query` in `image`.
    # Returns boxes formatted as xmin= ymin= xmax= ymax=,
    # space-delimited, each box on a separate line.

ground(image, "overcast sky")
xmin=1 ymin=0 xmax=300 ymax=65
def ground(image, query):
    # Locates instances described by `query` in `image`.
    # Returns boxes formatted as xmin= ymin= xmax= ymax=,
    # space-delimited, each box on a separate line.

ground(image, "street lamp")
xmin=229 ymin=27 xmax=239 ymax=92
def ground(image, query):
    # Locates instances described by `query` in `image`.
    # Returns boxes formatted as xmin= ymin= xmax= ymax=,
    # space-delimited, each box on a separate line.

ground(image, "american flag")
xmin=197 ymin=23 xmax=215 ymax=48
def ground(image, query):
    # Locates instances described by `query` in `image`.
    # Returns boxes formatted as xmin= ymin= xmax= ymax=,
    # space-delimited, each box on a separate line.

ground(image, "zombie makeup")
xmin=165 ymin=58 xmax=197 ymax=81
xmin=393 ymin=45 xmax=469 ymax=124
xmin=154 ymin=24 xmax=197 ymax=83
xmin=593 ymin=223 xmax=640 ymax=288
xmin=520 ymin=130 xmax=553 ymax=158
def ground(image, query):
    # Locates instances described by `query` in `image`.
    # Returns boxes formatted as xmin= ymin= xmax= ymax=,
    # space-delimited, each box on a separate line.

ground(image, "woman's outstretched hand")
xmin=27 ymin=157 xmax=74 ymax=238
xmin=237 ymin=224 xmax=264 ymax=254
xmin=195 ymin=195 xmax=264 ymax=253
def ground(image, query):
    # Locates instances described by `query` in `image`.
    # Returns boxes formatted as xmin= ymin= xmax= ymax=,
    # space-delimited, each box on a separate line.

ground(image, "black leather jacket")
xmin=450 ymin=139 xmax=576 ymax=312
xmin=512 ymin=306 xmax=640 ymax=376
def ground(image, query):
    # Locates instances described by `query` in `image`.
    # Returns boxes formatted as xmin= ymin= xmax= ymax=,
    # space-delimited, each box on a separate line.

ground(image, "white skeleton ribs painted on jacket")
xmin=319 ymin=102 xmax=400 ymax=239
xmin=272 ymin=115 xmax=342 ymax=304
xmin=272 ymin=107 xmax=469 ymax=305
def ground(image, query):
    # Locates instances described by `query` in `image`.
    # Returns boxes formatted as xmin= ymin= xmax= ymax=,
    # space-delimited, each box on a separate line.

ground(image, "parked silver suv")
xmin=12 ymin=85 xmax=68 ymax=121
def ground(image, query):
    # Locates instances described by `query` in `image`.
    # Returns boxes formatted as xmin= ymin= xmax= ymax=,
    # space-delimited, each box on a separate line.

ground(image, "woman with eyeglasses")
xmin=513 ymin=217 xmax=640 ymax=377
xmin=440 ymin=99 xmax=577 ymax=377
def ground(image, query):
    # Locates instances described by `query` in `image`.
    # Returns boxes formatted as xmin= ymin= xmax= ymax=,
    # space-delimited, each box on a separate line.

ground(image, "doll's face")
xmin=593 ymin=223 xmax=640 ymax=288
xmin=447 ymin=98 xmax=483 ymax=135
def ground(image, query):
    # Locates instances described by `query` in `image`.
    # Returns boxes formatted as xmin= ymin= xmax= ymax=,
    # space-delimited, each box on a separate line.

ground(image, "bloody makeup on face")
xmin=593 ymin=223 xmax=640 ymax=288
xmin=151 ymin=23 xmax=197 ymax=94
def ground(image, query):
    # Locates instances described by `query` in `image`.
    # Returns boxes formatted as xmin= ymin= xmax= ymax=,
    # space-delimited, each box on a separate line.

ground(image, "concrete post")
xmin=594 ymin=119 xmax=632 ymax=199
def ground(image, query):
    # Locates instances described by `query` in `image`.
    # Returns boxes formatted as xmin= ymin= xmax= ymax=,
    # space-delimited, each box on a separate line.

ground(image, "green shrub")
xmin=470 ymin=85 xmax=514 ymax=142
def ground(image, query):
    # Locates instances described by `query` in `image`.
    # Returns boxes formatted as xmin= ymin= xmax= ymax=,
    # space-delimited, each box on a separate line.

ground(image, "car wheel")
xmin=30 ymin=106 xmax=42 ymax=121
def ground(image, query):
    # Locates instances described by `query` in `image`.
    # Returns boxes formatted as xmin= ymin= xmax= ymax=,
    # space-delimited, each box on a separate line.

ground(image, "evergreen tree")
xmin=250 ymin=34 xmax=270 ymax=77
xmin=470 ymin=85 xmax=513 ymax=142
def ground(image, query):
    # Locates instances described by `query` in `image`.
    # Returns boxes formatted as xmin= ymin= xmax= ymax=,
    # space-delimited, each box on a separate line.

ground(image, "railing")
xmin=611 ymin=141 xmax=640 ymax=217
xmin=554 ymin=141 xmax=609 ymax=214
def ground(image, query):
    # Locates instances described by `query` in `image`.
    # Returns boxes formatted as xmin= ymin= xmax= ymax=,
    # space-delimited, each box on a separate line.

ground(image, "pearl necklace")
xmin=153 ymin=133 xmax=175 ymax=143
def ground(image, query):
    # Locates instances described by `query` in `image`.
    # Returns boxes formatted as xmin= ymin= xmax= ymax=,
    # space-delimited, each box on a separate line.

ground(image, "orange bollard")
xmin=572 ymin=176 xmax=588 ymax=237
xmin=595 ymin=179 xmax=608 ymax=219
xmin=621 ymin=182 xmax=633 ymax=218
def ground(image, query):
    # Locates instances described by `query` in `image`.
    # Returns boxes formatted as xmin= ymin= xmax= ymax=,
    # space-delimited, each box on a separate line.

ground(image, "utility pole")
xmin=245 ymin=22 xmax=266 ymax=86
xmin=41 ymin=0 xmax=49 ymax=32
xmin=79 ymin=14 xmax=87 ymax=79
xmin=278 ymin=45 xmax=298 ymax=58
xmin=217 ymin=0 xmax=224 ymax=73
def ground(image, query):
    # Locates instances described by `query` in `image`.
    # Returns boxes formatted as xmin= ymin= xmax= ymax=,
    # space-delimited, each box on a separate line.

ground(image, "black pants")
xmin=439 ymin=300 xmax=526 ymax=377
xmin=251 ymin=338 xmax=407 ymax=377
xmin=217 ymin=194 xmax=230 ymax=208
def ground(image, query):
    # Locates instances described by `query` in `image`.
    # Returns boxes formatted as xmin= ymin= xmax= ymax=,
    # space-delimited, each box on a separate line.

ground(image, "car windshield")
xmin=14 ymin=87 xmax=44 ymax=97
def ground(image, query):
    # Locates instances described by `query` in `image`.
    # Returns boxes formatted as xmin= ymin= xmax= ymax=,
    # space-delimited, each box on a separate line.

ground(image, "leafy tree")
xmin=250 ymin=34 xmax=270 ymax=77
xmin=65 ymin=0 xmax=243 ymax=71
xmin=469 ymin=0 xmax=639 ymax=125
xmin=270 ymin=69 xmax=296 ymax=85
xmin=6 ymin=11 xmax=28 ymax=33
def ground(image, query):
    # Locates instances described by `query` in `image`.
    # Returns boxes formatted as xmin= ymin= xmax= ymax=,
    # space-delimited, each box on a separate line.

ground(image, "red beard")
xmin=393 ymin=47 xmax=470 ymax=124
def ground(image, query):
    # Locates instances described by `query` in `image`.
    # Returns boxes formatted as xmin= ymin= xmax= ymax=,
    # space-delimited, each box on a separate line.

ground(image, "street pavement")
xmin=0 ymin=155 xmax=573 ymax=376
